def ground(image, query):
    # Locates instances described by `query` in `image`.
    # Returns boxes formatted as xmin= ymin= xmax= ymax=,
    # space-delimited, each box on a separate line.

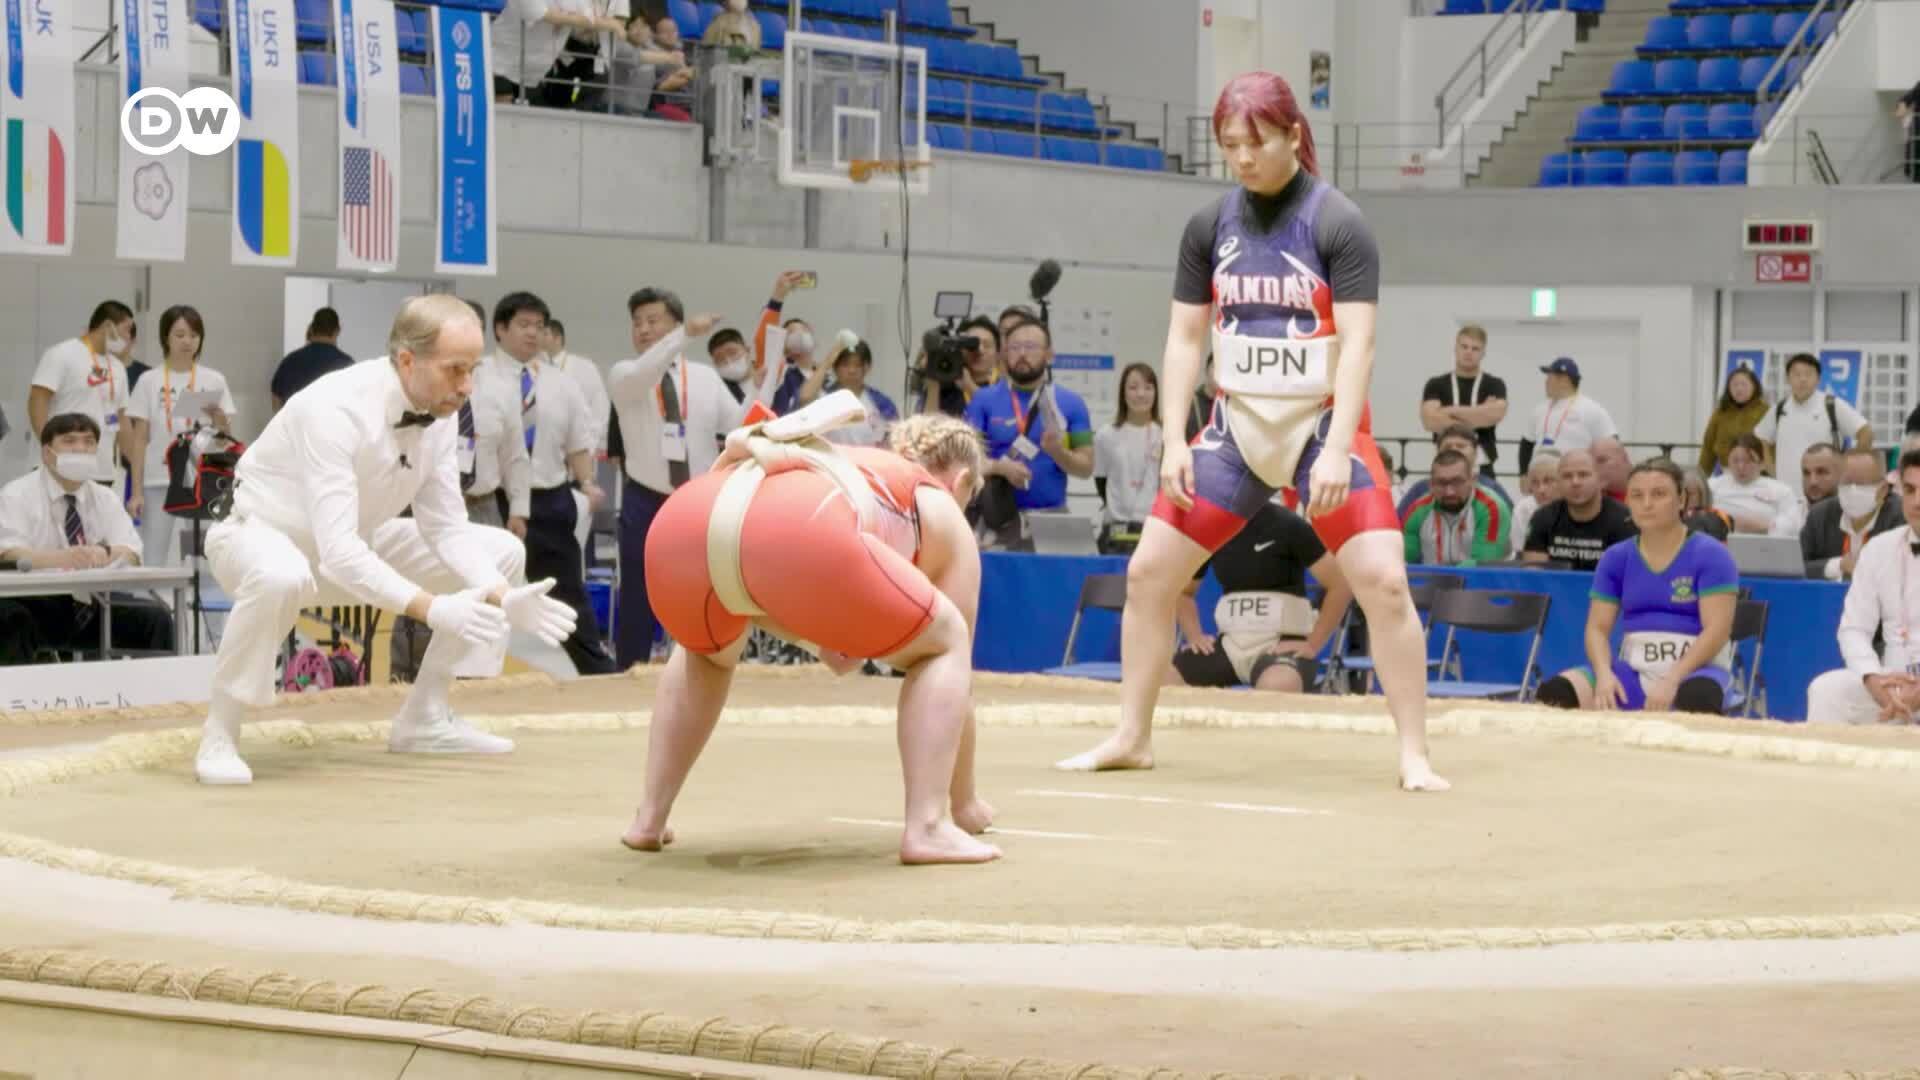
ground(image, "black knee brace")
xmin=1535 ymin=675 xmax=1581 ymax=709
xmin=1672 ymin=676 xmax=1725 ymax=715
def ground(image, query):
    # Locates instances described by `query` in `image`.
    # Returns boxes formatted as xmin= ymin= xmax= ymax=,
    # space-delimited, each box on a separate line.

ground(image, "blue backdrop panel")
xmin=973 ymin=554 xmax=1845 ymax=721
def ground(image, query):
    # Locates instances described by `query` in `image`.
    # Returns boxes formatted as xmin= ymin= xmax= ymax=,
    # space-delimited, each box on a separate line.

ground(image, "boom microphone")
xmin=1029 ymin=259 xmax=1063 ymax=302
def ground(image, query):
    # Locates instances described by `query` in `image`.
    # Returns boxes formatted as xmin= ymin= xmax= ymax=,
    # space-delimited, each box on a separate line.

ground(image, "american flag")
xmin=341 ymin=146 xmax=394 ymax=264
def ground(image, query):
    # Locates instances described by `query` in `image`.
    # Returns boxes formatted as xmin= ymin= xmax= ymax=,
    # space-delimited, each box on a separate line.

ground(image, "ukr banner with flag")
xmin=0 ymin=0 xmax=75 ymax=255
xmin=117 ymin=0 xmax=192 ymax=262
xmin=228 ymin=0 xmax=298 ymax=266
xmin=432 ymin=5 xmax=495 ymax=276
xmin=335 ymin=0 xmax=400 ymax=272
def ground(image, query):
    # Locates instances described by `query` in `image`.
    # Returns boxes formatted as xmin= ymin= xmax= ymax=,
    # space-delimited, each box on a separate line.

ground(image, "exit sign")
xmin=1742 ymin=218 xmax=1821 ymax=252
xmin=1756 ymin=253 xmax=1812 ymax=283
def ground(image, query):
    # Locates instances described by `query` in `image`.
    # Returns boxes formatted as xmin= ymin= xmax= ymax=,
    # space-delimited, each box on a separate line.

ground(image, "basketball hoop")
xmin=849 ymin=158 xmax=934 ymax=184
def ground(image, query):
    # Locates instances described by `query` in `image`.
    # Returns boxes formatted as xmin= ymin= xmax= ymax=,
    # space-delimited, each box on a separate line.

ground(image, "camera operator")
xmin=967 ymin=319 xmax=1093 ymax=542
xmin=915 ymin=316 xmax=1002 ymax=418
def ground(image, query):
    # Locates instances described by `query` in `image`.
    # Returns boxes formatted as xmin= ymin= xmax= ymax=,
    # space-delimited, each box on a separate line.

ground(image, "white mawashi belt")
xmin=1619 ymin=630 xmax=1731 ymax=678
xmin=1211 ymin=328 xmax=1336 ymax=399
xmin=1214 ymin=590 xmax=1316 ymax=639
xmin=706 ymin=390 xmax=878 ymax=619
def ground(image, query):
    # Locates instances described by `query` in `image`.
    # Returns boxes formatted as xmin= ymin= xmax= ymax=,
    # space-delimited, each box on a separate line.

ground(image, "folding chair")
xmin=1041 ymin=572 xmax=1128 ymax=682
xmin=1426 ymin=589 xmax=1553 ymax=701
xmin=1723 ymin=597 xmax=1769 ymax=718
xmin=1323 ymin=571 xmax=1464 ymax=693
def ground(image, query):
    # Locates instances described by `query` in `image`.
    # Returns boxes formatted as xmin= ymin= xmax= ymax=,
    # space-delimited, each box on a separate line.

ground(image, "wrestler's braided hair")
xmin=887 ymin=414 xmax=985 ymax=491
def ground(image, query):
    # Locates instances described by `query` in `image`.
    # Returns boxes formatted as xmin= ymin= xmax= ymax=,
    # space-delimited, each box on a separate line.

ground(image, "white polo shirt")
xmin=31 ymin=338 xmax=130 ymax=479
xmin=1753 ymin=391 xmax=1867 ymax=489
xmin=124 ymin=363 xmax=238 ymax=488
xmin=1525 ymin=393 xmax=1617 ymax=453
xmin=0 ymin=465 xmax=143 ymax=561
xmin=607 ymin=328 xmax=739 ymax=496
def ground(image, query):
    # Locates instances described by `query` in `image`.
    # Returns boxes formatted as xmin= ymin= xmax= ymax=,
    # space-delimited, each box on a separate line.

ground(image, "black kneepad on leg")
xmin=1672 ymin=676 xmax=1725 ymax=714
xmin=1535 ymin=675 xmax=1581 ymax=709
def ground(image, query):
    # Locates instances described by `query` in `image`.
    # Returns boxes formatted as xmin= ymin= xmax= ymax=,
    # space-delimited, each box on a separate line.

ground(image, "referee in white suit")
xmin=195 ymin=295 xmax=578 ymax=785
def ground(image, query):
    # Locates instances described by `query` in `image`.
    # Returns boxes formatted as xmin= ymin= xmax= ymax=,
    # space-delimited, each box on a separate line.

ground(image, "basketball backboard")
xmin=778 ymin=31 xmax=930 ymax=194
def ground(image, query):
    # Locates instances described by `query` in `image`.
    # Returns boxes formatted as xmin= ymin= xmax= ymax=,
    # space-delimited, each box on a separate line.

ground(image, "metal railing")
xmin=1756 ymin=0 xmax=1854 ymax=109
xmin=1377 ymin=434 xmax=1703 ymax=485
xmin=1433 ymin=0 xmax=1553 ymax=146
xmin=1761 ymin=113 xmax=1917 ymax=185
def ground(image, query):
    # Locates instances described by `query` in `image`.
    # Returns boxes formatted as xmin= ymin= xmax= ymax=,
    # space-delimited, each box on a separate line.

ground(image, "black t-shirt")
xmin=1903 ymin=81 xmax=1920 ymax=110
xmin=271 ymin=342 xmax=356 ymax=402
xmin=1422 ymin=371 xmax=1509 ymax=465
xmin=1195 ymin=503 xmax=1328 ymax=595
xmin=1523 ymin=498 xmax=1639 ymax=570
xmin=1171 ymin=171 xmax=1381 ymax=306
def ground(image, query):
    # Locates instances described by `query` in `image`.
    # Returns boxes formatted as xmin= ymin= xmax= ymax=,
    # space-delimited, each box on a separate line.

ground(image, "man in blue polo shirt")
xmin=965 ymin=319 xmax=1094 ymax=514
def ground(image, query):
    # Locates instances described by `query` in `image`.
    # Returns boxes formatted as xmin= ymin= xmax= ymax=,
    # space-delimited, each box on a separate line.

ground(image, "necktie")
xmin=520 ymin=367 xmax=537 ymax=452
xmin=659 ymin=372 xmax=691 ymax=489
xmin=395 ymin=410 xmax=435 ymax=429
xmin=458 ymin=400 xmax=477 ymax=493
xmin=63 ymin=494 xmax=86 ymax=547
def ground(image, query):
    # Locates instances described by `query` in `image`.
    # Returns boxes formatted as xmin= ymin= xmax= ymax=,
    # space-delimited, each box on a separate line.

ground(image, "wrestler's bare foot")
xmin=900 ymin=821 xmax=1001 ymax=865
xmin=952 ymin=796 xmax=996 ymax=835
xmin=1053 ymin=735 xmax=1154 ymax=772
xmin=1399 ymin=757 xmax=1451 ymax=792
xmin=620 ymin=820 xmax=675 ymax=851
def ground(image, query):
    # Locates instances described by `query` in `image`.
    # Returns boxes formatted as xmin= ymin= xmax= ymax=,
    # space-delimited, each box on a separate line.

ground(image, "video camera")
xmin=917 ymin=291 xmax=979 ymax=386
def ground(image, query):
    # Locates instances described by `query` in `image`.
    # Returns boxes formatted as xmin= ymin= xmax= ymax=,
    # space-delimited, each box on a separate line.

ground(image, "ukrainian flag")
xmin=236 ymin=138 xmax=291 ymax=257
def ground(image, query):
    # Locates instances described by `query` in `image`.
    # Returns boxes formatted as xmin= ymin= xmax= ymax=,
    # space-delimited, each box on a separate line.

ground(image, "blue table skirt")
xmin=974 ymin=553 xmax=1845 ymax=721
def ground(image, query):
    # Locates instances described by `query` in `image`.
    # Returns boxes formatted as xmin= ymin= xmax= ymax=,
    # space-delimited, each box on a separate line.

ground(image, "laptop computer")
xmin=1725 ymin=534 xmax=1806 ymax=579
xmin=1026 ymin=512 xmax=1100 ymax=556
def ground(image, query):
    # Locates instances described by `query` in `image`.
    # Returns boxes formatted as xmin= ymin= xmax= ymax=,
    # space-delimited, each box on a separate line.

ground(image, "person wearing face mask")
xmin=1803 ymin=447 xmax=1920 ymax=726
xmin=744 ymin=272 xmax=818 ymax=415
xmin=1801 ymin=446 xmax=1902 ymax=581
xmin=191 ymin=296 xmax=578 ymax=785
xmin=0 ymin=413 xmax=174 ymax=662
xmin=1401 ymin=450 xmax=1508 ymax=567
xmin=708 ymin=328 xmax=754 ymax=402
xmin=28 ymin=300 xmax=135 ymax=489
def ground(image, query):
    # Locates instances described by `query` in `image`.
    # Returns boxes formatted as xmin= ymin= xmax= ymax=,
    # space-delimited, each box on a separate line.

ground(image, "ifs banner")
xmin=335 ymin=0 xmax=401 ymax=271
xmin=117 ymin=0 xmax=192 ymax=262
xmin=228 ymin=0 xmax=299 ymax=266
xmin=432 ymin=5 xmax=495 ymax=276
xmin=0 ymin=0 xmax=75 ymax=254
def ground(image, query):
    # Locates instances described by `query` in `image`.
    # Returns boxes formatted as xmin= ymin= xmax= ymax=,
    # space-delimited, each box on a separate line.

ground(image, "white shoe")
xmin=388 ymin=708 xmax=515 ymax=755
xmin=195 ymin=729 xmax=254 ymax=785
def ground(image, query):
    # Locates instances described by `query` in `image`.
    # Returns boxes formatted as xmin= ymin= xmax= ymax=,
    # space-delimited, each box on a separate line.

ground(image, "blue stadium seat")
xmin=1442 ymin=0 xmax=1488 ymax=12
xmin=1779 ymin=54 xmax=1806 ymax=92
xmin=756 ymin=9 xmax=785 ymax=49
xmin=1737 ymin=56 xmax=1772 ymax=93
xmin=1639 ymin=16 xmax=1686 ymax=54
xmin=194 ymin=0 xmax=223 ymax=32
xmin=1676 ymin=149 xmax=1720 ymax=184
xmin=1813 ymin=11 xmax=1838 ymax=43
xmin=1577 ymin=149 xmax=1628 ymax=186
xmin=1603 ymin=60 xmax=1654 ymax=100
xmin=1718 ymin=149 xmax=1748 ymax=184
xmin=928 ymin=123 xmax=963 ymax=150
xmin=697 ymin=1 xmax=722 ymax=34
xmin=1754 ymin=98 xmax=1778 ymax=135
xmin=967 ymin=127 xmax=995 ymax=153
xmin=1042 ymin=137 xmax=1096 ymax=164
xmin=1627 ymin=151 xmax=1676 ymax=185
xmin=907 ymin=0 xmax=954 ymax=30
xmin=294 ymin=0 xmax=330 ymax=44
xmin=995 ymin=131 xmax=1036 ymax=158
xmin=399 ymin=64 xmax=431 ymax=96
xmin=1135 ymin=147 xmax=1166 ymax=171
xmin=1538 ymin=152 xmax=1575 ymax=187
xmin=1685 ymin=14 xmax=1730 ymax=52
xmin=1619 ymin=103 xmax=1665 ymax=141
xmin=1565 ymin=0 xmax=1604 ymax=11
xmin=1707 ymin=101 xmax=1754 ymax=140
xmin=927 ymin=79 xmax=966 ymax=119
xmin=1671 ymin=0 xmax=1712 ymax=10
xmin=1665 ymin=103 xmax=1709 ymax=141
xmin=396 ymin=9 xmax=427 ymax=54
xmin=1573 ymin=104 xmax=1618 ymax=142
xmin=1729 ymin=13 xmax=1770 ymax=50
xmin=297 ymin=52 xmax=335 ymax=86
xmin=1004 ymin=87 xmax=1038 ymax=127
xmin=669 ymin=0 xmax=701 ymax=39
xmin=1770 ymin=11 xmax=1807 ymax=47
xmin=1653 ymin=59 xmax=1697 ymax=97
xmin=1697 ymin=56 xmax=1740 ymax=95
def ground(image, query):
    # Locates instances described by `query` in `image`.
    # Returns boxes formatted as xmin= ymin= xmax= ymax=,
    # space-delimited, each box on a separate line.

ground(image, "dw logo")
xmin=119 ymin=86 xmax=242 ymax=157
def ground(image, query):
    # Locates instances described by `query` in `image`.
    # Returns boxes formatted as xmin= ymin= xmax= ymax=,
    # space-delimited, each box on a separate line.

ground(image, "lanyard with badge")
xmin=1540 ymin=396 xmax=1575 ymax=447
xmin=1007 ymin=384 xmax=1043 ymax=462
xmin=1434 ymin=507 xmax=1472 ymax=564
xmin=160 ymin=364 xmax=198 ymax=438
xmin=655 ymin=355 xmax=690 ymax=463
xmin=1452 ymin=372 xmax=1483 ymax=411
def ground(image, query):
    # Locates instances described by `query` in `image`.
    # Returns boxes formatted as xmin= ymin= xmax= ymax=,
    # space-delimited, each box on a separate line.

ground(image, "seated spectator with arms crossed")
xmin=1402 ymin=449 xmax=1509 ymax=567
xmin=1802 ymin=446 xmax=1902 ymax=581
xmin=1522 ymin=448 xmax=1637 ymax=570
xmin=1805 ymin=448 xmax=1920 ymax=725
xmin=1710 ymin=434 xmax=1805 ymax=539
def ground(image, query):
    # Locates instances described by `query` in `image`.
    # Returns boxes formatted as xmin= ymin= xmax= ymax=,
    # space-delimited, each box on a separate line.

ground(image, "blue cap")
xmin=1539 ymin=357 xmax=1580 ymax=379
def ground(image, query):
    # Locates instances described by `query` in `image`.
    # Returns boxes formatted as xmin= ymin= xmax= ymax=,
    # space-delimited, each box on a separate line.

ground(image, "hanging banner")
xmin=335 ymin=0 xmax=401 ymax=271
xmin=432 ymin=5 xmax=495 ymax=276
xmin=116 ymin=0 xmax=192 ymax=262
xmin=0 ymin=0 xmax=75 ymax=254
xmin=228 ymin=0 xmax=299 ymax=266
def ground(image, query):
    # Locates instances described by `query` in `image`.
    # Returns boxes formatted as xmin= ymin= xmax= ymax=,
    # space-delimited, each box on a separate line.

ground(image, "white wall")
xmin=1878 ymin=1 xmax=1920 ymax=93
xmin=1750 ymin=1 xmax=1897 ymax=185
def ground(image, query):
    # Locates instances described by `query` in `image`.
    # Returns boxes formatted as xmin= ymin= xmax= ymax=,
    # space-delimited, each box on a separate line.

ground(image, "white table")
xmin=0 ymin=566 xmax=197 ymax=658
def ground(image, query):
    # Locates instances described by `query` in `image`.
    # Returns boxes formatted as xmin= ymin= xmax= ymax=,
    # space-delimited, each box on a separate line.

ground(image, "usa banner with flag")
xmin=229 ymin=0 xmax=299 ymax=267
xmin=117 ymin=0 xmax=191 ymax=262
xmin=335 ymin=0 xmax=400 ymax=271
xmin=433 ymin=5 xmax=495 ymax=276
xmin=0 ymin=0 xmax=74 ymax=255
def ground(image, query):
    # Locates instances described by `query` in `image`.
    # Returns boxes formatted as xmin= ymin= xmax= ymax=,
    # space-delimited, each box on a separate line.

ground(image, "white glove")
xmin=426 ymin=589 xmax=510 ymax=648
xmin=500 ymin=578 xmax=578 ymax=647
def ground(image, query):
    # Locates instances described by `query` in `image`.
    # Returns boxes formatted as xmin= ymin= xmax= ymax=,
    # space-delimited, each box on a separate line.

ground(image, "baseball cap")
xmin=1539 ymin=357 xmax=1580 ymax=379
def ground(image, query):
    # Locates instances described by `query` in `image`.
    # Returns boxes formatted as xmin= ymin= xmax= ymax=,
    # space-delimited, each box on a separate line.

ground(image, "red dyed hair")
xmin=1211 ymin=71 xmax=1319 ymax=178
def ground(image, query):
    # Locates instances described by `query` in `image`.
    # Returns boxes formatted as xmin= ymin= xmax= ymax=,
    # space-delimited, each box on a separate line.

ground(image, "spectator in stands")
xmin=607 ymin=14 xmax=683 ymax=117
xmin=271 ymin=307 xmax=354 ymax=413
xmin=966 ymin=319 xmax=1093 ymax=527
xmin=1535 ymin=458 xmax=1737 ymax=716
xmin=1801 ymin=446 xmax=1901 ymax=582
xmin=1754 ymin=353 xmax=1871 ymax=486
xmin=708 ymin=328 xmax=753 ymax=405
xmin=1093 ymin=363 xmax=1162 ymax=555
xmin=541 ymin=317 xmax=611 ymax=450
xmin=1680 ymin=466 xmax=1732 ymax=541
xmin=1800 ymin=442 xmax=1842 ymax=508
xmin=1377 ymin=444 xmax=1402 ymax=507
xmin=1591 ymin=437 xmax=1632 ymax=502
xmin=27 ymin=300 xmax=133 ymax=486
xmin=1522 ymin=449 xmax=1637 ymax=570
xmin=649 ymin=16 xmax=696 ymax=121
xmin=1899 ymin=79 xmax=1919 ymax=182
xmin=493 ymin=0 xmax=621 ymax=104
xmin=1420 ymin=324 xmax=1506 ymax=478
xmin=1519 ymin=357 xmax=1617 ymax=473
xmin=1696 ymin=367 xmax=1768 ymax=475
xmin=124 ymin=306 xmax=237 ymax=566
xmin=1804 ymin=447 xmax=1920 ymax=725
xmin=1509 ymin=450 xmax=1561 ymax=557
xmin=0 ymin=413 xmax=173 ymax=660
xmin=1710 ymin=434 xmax=1804 ymax=539
xmin=916 ymin=317 xmax=1003 ymax=419
xmin=701 ymin=0 xmax=762 ymax=49
xmin=798 ymin=332 xmax=899 ymax=446
xmin=748 ymin=272 xmax=818 ymax=414
xmin=1396 ymin=423 xmax=1513 ymax=518
xmin=1402 ymin=449 xmax=1508 ymax=567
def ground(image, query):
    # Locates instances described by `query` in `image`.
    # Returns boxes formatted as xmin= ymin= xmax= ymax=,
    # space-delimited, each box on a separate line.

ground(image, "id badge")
xmin=1905 ymin=661 xmax=1920 ymax=678
xmin=104 ymin=412 xmax=120 ymax=429
xmin=1010 ymin=434 xmax=1040 ymax=461
xmin=457 ymin=436 xmax=477 ymax=473
xmin=1538 ymin=436 xmax=1554 ymax=447
xmin=661 ymin=423 xmax=689 ymax=462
